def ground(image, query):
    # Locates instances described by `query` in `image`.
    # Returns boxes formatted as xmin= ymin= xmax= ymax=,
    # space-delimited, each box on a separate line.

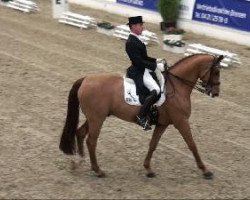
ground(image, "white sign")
xmin=179 ymin=0 xmax=195 ymax=20
xmin=52 ymin=0 xmax=69 ymax=18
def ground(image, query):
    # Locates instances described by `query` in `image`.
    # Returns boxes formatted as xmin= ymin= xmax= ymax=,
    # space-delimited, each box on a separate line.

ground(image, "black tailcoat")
xmin=126 ymin=34 xmax=157 ymax=102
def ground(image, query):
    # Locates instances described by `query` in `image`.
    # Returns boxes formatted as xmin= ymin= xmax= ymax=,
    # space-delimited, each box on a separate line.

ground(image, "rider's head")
xmin=127 ymin=16 xmax=144 ymax=35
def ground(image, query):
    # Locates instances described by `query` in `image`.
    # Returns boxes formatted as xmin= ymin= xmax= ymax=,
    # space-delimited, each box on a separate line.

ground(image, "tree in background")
xmin=158 ymin=0 xmax=183 ymax=33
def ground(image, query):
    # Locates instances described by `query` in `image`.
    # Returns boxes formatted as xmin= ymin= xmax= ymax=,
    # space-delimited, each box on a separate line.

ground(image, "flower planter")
xmin=160 ymin=21 xmax=177 ymax=31
xmin=163 ymin=28 xmax=185 ymax=41
xmin=163 ymin=40 xmax=186 ymax=54
xmin=158 ymin=0 xmax=180 ymax=31
xmin=96 ymin=22 xmax=115 ymax=36
xmin=163 ymin=33 xmax=183 ymax=41
xmin=97 ymin=27 xmax=115 ymax=36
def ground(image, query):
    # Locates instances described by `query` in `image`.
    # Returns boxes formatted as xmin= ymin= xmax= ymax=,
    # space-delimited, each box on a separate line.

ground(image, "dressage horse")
xmin=59 ymin=54 xmax=223 ymax=179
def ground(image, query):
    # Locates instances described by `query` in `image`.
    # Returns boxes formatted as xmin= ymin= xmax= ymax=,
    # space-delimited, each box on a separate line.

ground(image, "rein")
xmin=165 ymin=71 xmax=207 ymax=94
xmin=163 ymin=55 xmax=221 ymax=95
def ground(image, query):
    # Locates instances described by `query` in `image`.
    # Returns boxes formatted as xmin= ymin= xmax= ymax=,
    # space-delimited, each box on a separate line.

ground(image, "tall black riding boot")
xmin=137 ymin=90 xmax=158 ymax=131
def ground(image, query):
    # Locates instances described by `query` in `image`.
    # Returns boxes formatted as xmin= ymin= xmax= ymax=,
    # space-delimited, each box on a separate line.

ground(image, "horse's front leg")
xmin=144 ymin=125 xmax=167 ymax=177
xmin=174 ymin=119 xmax=213 ymax=179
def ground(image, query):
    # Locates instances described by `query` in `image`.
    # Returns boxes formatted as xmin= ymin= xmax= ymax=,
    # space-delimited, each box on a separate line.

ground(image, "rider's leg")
xmin=143 ymin=69 xmax=161 ymax=95
xmin=154 ymin=68 xmax=165 ymax=93
xmin=137 ymin=89 xmax=157 ymax=121
xmin=136 ymin=69 xmax=160 ymax=130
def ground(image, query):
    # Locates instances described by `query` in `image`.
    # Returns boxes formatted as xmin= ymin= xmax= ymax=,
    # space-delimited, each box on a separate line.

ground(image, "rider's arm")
xmin=126 ymin=40 xmax=156 ymax=71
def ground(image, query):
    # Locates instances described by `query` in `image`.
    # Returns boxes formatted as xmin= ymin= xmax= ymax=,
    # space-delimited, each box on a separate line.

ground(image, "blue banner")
xmin=192 ymin=0 xmax=250 ymax=32
xmin=116 ymin=0 xmax=158 ymax=11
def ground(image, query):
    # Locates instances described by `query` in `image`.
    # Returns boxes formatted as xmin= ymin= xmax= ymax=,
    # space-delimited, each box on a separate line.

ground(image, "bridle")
xmin=164 ymin=55 xmax=221 ymax=95
xmin=199 ymin=61 xmax=221 ymax=95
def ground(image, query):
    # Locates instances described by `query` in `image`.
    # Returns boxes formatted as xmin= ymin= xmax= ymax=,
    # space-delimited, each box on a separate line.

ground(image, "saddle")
xmin=123 ymin=64 xmax=166 ymax=103
xmin=123 ymin=73 xmax=166 ymax=125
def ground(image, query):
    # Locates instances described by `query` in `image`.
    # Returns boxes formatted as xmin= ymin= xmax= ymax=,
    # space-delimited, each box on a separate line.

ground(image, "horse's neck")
xmin=171 ymin=60 xmax=198 ymax=81
xmin=167 ymin=56 xmax=210 ymax=96
xmin=170 ymin=55 xmax=211 ymax=82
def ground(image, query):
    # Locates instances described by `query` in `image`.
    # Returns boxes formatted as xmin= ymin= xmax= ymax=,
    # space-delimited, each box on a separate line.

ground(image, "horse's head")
xmin=200 ymin=55 xmax=224 ymax=97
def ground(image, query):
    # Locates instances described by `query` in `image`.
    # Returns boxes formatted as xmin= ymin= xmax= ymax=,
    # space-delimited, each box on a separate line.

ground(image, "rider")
xmin=125 ymin=16 xmax=165 ymax=131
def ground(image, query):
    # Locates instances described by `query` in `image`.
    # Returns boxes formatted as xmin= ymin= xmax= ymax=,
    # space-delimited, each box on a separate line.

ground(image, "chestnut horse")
xmin=59 ymin=54 xmax=223 ymax=179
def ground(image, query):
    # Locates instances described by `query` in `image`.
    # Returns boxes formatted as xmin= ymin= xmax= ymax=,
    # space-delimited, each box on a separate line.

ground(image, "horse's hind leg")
xmin=76 ymin=120 xmax=89 ymax=157
xmin=144 ymin=125 xmax=167 ymax=177
xmin=86 ymin=119 xmax=105 ymax=177
xmin=175 ymin=120 xmax=213 ymax=179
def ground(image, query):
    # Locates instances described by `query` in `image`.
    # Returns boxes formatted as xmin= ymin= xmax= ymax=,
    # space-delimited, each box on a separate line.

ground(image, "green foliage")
xmin=158 ymin=0 xmax=181 ymax=22
xmin=163 ymin=40 xmax=185 ymax=47
xmin=97 ymin=22 xmax=115 ymax=30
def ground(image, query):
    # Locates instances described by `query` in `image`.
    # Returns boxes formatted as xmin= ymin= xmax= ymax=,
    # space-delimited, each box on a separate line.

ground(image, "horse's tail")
xmin=59 ymin=77 xmax=84 ymax=155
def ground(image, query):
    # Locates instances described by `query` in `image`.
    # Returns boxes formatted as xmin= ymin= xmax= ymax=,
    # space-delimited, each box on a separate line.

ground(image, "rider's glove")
xmin=157 ymin=58 xmax=166 ymax=65
xmin=157 ymin=62 xmax=165 ymax=72
xmin=157 ymin=58 xmax=163 ymax=63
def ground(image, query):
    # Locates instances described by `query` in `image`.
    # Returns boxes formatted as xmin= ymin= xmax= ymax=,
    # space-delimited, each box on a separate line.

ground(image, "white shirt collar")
xmin=130 ymin=32 xmax=144 ymax=43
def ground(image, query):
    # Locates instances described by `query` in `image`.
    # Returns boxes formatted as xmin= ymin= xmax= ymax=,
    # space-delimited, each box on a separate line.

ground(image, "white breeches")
xmin=143 ymin=68 xmax=163 ymax=95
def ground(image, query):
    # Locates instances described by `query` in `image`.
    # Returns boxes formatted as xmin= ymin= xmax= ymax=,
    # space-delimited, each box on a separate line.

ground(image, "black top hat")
xmin=127 ymin=16 xmax=144 ymax=25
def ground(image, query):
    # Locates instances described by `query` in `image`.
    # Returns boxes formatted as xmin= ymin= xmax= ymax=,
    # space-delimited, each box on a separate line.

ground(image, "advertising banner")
xmin=116 ymin=0 xmax=196 ymax=19
xmin=116 ymin=0 xmax=158 ymax=12
xmin=192 ymin=0 xmax=250 ymax=32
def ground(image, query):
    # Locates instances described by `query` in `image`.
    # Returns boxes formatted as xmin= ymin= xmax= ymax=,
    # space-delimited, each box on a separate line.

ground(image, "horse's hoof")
xmin=96 ymin=171 xmax=106 ymax=178
xmin=146 ymin=172 xmax=156 ymax=178
xmin=78 ymin=151 xmax=84 ymax=157
xmin=203 ymin=171 xmax=214 ymax=180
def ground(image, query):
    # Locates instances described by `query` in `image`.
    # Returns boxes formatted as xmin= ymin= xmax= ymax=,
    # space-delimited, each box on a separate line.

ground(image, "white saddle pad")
xmin=123 ymin=76 xmax=166 ymax=106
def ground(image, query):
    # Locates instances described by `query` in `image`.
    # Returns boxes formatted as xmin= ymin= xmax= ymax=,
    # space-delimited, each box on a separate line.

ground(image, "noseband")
xmin=200 ymin=57 xmax=221 ymax=94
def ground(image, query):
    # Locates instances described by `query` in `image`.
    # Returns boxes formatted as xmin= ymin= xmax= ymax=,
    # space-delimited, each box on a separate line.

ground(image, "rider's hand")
xmin=157 ymin=62 xmax=165 ymax=72
xmin=157 ymin=58 xmax=167 ymax=65
xmin=157 ymin=58 xmax=163 ymax=63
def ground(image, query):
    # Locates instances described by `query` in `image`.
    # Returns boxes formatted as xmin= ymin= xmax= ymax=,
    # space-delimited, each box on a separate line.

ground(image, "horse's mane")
xmin=169 ymin=53 xmax=207 ymax=70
